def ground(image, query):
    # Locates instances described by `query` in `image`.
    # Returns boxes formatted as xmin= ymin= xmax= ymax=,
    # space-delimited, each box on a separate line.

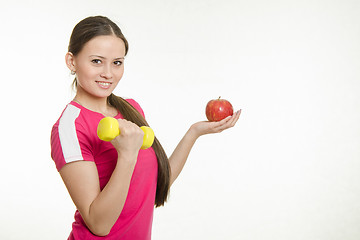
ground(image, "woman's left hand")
xmin=168 ymin=110 xmax=241 ymax=185
xmin=190 ymin=109 xmax=242 ymax=138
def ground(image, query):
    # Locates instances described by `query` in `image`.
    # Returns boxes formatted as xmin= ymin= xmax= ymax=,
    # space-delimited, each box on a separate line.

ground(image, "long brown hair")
xmin=68 ymin=16 xmax=170 ymax=207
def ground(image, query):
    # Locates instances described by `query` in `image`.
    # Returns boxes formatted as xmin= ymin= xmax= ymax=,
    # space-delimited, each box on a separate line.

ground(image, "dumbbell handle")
xmin=97 ymin=117 xmax=154 ymax=150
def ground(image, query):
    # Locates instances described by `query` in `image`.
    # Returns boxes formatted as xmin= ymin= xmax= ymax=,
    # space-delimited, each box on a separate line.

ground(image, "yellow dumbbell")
xmin=97 ymin=117 xmax=155 ymax=150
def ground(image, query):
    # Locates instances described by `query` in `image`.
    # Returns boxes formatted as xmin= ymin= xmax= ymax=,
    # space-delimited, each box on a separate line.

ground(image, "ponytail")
xmin=107 ymin=94 xmax=170 ymax=207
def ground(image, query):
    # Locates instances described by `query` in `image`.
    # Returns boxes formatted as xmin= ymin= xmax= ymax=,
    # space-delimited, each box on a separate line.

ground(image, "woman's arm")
xmin=59 ymin=119 xmax=144 ymax=236
xmin=60 ymin=156 xmax=136 ymax=236
xmin=169 ymin=110 xmax=241 ymax=186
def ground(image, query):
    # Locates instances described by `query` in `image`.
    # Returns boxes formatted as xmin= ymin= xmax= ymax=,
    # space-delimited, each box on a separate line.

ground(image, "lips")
xmin=96 ymin=81 xmax=112 ymax=89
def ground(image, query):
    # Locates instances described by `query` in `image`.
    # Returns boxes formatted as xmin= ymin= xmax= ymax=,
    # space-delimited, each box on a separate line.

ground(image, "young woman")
xmin=51 ymin=16 xmax=241 ymax=240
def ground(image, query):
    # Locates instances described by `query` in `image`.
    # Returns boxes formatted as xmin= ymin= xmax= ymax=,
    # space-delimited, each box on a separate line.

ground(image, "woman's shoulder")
xmin=125 ymin=98 xmax=145 ymax=118
xmin=52 ymin=101 xmax=102 ymax=130
xmin=124 ymin=98 xmax=138 ymax=106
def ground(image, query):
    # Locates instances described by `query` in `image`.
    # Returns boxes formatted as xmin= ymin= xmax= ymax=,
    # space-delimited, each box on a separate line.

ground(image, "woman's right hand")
xmin=110 ymin=119 xmax=144 ymax=158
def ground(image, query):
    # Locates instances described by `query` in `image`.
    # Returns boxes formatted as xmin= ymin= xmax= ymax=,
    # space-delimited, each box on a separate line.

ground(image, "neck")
xmin=74 ymin=87 xmax=115 ymax=116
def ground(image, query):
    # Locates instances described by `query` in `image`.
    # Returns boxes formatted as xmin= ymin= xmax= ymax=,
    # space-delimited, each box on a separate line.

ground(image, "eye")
xmin=91 ymin=59 xmax=102 ymax=64
xmin=114 ymin=60 xmax=123 ymax=66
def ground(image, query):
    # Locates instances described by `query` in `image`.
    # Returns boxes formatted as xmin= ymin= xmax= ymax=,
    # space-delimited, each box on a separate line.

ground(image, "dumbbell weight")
xmin=97 ymin=117 xmax=155 ymax=150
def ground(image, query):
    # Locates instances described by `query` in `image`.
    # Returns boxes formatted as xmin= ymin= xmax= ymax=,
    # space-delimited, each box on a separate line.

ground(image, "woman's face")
xmin=70 ymin=35 xmax=126 ymax=99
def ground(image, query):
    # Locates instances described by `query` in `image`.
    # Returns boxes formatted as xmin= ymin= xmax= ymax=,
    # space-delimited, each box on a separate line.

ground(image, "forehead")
xmin=81 ymin=35 xmax=126 ymax=57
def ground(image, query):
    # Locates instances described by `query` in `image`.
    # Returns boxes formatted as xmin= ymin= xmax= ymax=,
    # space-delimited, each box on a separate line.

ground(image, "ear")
xmin=65 ymin=52 xmax=76 ymax=72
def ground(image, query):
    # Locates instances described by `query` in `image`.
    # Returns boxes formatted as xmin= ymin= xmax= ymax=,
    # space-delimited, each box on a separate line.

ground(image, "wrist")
xmin=187 ymin=125 xmax=201 ymax=141
xmin=116 ymin=151 xmax=138 ymax=165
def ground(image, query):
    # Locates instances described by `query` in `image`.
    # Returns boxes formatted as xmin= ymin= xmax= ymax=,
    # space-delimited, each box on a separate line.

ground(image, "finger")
xmin=229 ymin=109 xmax=241 ymax=126
xmin=218 ymin=114 xmax=233 ymax=124
xmin=212 ymin=121 xmax=231 ymax=132
xmin=117 ymin=119 xmax=139 ymax=133
xmin=207 ymin=115 xmax=231 ymax=128
xmin=215 ymin=115 xmax=234 ymax=130
xmin=219 ymin=111 xmax=239 ymax=126
xmin=116 ymin=119 xmax=128 ymax=131
xmin=213 ymin=110 xmax=241 ymax=132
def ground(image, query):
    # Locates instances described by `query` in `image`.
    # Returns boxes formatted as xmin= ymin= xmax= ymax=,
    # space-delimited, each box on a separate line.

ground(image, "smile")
xmin=96 ymin=81 xmax=112 ymax=89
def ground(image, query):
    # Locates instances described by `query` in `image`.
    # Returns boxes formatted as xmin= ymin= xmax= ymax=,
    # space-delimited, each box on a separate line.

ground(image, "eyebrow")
xmin=90 ymin=55 xmax=125 ymax=60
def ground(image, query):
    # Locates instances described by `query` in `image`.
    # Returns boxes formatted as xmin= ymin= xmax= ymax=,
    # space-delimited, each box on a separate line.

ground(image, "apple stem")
xmin=218 ymin=96 xmax=221 ymax=100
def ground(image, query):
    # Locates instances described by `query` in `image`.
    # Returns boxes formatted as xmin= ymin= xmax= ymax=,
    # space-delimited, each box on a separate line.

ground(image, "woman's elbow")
xmin=88 ymin=223 xmax=111 ymax=237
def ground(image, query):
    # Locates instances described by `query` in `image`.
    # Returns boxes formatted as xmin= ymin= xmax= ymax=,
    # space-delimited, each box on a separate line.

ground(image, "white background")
xmin=1 ymin=0 xmax=359 ymax=239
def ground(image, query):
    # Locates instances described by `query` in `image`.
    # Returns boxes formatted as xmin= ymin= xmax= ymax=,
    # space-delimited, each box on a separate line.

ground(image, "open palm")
xmin=191 ymin=110 xmax=242 ymax=137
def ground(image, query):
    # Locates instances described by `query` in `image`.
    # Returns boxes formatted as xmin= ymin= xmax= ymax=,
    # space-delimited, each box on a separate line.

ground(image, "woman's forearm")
xmin=168 ymin=112 xmax=241 ymax=186
xmin=169 ymin=126 xmax=199 ymax=186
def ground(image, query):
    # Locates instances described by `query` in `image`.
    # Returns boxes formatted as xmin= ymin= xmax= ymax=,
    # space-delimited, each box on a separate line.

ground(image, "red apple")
xmin=206 ymin=97 xmax=234 ymax=122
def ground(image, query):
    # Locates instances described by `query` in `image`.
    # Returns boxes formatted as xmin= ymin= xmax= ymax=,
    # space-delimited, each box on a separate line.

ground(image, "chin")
xmin=90 ymin=90 xmax=113 ymax=99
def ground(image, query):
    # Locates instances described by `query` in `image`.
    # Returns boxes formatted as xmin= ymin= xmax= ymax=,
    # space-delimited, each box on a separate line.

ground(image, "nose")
xmin=100 ymin=65 xmax=113 ymax=79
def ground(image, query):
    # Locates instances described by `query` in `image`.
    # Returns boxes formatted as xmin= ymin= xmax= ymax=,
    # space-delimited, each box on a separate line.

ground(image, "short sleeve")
xmin=126 ymin=99 xmax=145 ymax=118
xmin=50 ymin=104 xmax=94 ymax=171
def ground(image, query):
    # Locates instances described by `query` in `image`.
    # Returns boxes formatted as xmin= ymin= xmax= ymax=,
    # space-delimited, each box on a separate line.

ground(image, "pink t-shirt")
xmin=51 ymin=99 xmax=158 ymax=240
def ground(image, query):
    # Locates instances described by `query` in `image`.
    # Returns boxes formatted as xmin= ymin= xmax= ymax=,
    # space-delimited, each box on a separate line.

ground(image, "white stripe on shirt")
xmin=58 ymin=104 xmax=83 ymax=163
